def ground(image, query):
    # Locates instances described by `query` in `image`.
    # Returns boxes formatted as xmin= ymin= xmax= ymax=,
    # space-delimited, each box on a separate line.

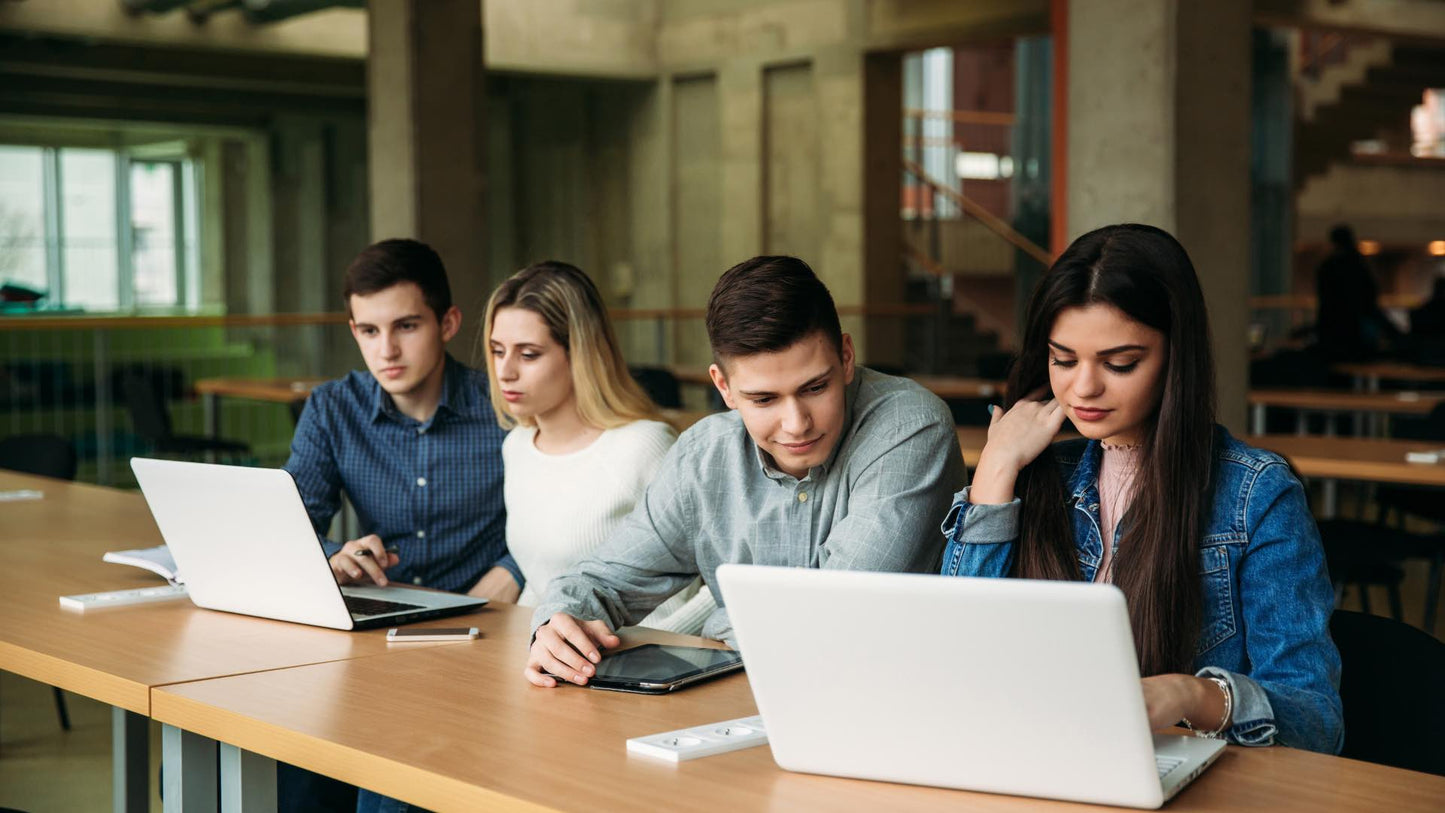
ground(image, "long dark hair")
xmin=1006 ymin=224 xmax=1217 ymax=676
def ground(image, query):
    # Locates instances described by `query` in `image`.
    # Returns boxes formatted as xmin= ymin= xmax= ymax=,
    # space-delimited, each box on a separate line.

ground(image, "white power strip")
xmin=59 ymin=584 xmax=189 ymax=611
xmin=626 ymin=715 xmax=769 ymax=762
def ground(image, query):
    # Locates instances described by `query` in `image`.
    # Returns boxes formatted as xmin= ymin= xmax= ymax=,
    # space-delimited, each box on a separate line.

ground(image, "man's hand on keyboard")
xmin=329 ymin=534 xmax=400 ymax=586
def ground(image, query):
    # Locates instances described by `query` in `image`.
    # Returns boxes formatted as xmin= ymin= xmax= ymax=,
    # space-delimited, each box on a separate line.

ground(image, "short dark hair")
xmin=705 ymin=256 xmax=842 ymax=363
xmin=343 ymin=239 xmax=452 ymax=319
xmin=1329 ymin=224 xmax=1356 ymax=251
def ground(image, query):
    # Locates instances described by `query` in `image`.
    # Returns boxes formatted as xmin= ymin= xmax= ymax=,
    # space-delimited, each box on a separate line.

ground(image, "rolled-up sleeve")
xmin=1221 ymin=462 xmax=1343 ymax=753
xmin=938 ymin=486 xmax=1020 ymax=578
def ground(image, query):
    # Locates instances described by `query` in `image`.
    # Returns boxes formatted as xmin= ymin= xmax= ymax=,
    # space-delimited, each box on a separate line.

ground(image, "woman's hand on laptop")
xmin=329 ymin=535 xmax=400 ymax=586
xmin=1141 ymin=675 xmax=1230 ymax=733
xmin=524 ymin=613 xmax=621 ymax=687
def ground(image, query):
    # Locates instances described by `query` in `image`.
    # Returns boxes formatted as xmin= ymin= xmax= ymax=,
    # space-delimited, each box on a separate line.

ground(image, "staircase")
xmin=898 ymin=260 xmax=1004 ymax=376
xmin=1296 ymin=39 xmax=1445 ymax=187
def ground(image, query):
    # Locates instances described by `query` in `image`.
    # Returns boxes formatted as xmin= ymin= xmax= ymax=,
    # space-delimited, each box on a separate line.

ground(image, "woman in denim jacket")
xmin=942 ymin=224 xmax=1342 ymax=754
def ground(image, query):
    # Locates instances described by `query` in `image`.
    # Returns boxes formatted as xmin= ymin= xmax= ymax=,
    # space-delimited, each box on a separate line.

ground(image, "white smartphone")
xmin=386 ymin=627 xmax=479 ymax=642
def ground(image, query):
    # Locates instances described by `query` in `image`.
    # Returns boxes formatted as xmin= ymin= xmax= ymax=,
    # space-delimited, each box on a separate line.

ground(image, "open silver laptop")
xmin=131 ymin=457 xmax=485 ymax=630
xmin=715 ymin=565 xmax=1225 ymax=809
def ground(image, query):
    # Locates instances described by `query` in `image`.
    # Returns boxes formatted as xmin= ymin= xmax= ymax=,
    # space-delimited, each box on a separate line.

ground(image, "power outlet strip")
xmin=59 ymin=584 xmax=189 ymax=611
xmin=626 ymin=715 xmax=768 ymax=762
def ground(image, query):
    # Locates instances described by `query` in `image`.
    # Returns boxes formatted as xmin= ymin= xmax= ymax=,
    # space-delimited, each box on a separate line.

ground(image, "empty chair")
xmin=1330 ymin=610 xmax=1445 ymax=776
xmin=0 ymin=433 xmax=77 ymax=730
xmin=0 ymin=433 xmax=77 ymax=481
xmin=1316 ymin=519 xmax=1441 ymax=622
xmin=119 ymin=368 xmax=250 ymax=459
xmin=629 ymin=366 xmax=683 ymax=410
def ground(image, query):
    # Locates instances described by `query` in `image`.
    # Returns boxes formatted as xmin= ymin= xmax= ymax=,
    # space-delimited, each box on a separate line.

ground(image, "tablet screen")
xmin=592 ymin=644 xmax=742 ymax=685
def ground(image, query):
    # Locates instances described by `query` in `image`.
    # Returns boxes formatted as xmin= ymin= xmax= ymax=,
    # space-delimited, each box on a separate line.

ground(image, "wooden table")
xmin=1250 ymin=435 xmax=1445 ymax=488
xmin=1252 ymin=434 xmax=1445 ymax=517
xmin=1333 ymin=361 xmax=1445 ymax=392
xmin=908 ymin=375 xmax=1005 ymax=400
xmin=955 ymin=429 xmax=1445 ymax=516
xmin=0 ymin=471 xmax=469 ymax=812
xmin=1247 ymin=388 xmax=1445 ymax=435
xmin=193 ymin=376 xmax=327 ymax=437
xmin=151 ymin=598 xmax=1445 ymax=812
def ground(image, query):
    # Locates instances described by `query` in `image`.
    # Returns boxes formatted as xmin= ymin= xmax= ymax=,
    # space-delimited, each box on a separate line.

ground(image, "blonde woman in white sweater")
xmin=482 ymin=261 xmax=714 ymax=633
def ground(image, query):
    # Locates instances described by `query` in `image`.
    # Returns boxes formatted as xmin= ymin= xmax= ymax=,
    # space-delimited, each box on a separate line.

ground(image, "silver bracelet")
xmin=1182 ymin=676 xmax=1233 ymax=739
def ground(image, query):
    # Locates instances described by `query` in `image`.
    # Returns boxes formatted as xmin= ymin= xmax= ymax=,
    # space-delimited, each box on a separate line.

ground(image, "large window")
xmin=0 ymin=144 xmax=199 ymax=312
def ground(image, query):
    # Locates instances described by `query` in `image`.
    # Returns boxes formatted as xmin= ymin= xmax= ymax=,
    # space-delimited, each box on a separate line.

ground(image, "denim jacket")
xmin=939 ymin=427 xmax=1343 ymax=754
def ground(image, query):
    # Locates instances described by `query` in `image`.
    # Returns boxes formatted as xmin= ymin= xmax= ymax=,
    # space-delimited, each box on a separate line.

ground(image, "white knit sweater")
xmin=504 ymin=418 xmax=715 ymax=634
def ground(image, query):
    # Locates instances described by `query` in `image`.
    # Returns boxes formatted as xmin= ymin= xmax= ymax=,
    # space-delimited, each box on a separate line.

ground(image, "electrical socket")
xmin=626 ymin=715 xmax=769 ymax=762
xmin=59 ymin=584 xmax=189 ymax=611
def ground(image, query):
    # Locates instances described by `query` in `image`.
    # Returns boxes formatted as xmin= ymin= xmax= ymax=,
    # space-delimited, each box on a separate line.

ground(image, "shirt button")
xmin=798 ymin=492 xmax=808 ymax=503
xmin=416 ymin=530 xmax=426 ymax=538
xmin=417 ymin=477 xmax=427 ymax=487
xmin=412 ymin=576 xmax=423 ymax=585
xmin=417 ymin=427 xmax=426 ymax=435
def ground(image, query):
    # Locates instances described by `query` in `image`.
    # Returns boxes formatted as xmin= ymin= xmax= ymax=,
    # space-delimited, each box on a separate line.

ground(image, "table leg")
xmin=113 ymin=707 xmax=149 ymax=813
xmin=1321 ymin=479 xmax=1338 ymax=519
xmin=205 ymin=392 xmax=220 ymax=439
xmin=163 ymin=723 xmax=218 ymax=813
xmin=1251 ymin=403 xmax=1265 ymax=435
xmin=221 ymin=743 xmax=276 ymax=813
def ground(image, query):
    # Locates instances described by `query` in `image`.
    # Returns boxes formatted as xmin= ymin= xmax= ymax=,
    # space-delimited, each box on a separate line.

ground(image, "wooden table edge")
xmin=149 ymin=687 xmax=559 ymax=812
xmin=0 ymin=639 xmax=149 ymax=714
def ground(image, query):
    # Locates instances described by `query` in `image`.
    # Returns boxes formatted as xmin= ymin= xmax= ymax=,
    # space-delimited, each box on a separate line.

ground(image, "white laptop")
xmin=715 ymin=565 xmax=1225 ymax=809
xmin=130 ymin=457 xmax=486 ymax=630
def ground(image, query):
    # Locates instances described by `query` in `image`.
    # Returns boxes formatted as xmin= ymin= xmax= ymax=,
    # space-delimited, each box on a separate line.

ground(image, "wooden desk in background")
xmin=1247 ymin=388 xmax=1445 ymax=435
xmin=1333 ymin=361 xmax=1445 ymax=392
xmin=194 ymin=376 xmax=327 ymax=438
xmin=955 ymin=429 xmax=1445 ymax=517
xmin=0 ymin=471 xmax=473 ymax=813
xmin=151 ymin=596 xmax=1445 ymax=812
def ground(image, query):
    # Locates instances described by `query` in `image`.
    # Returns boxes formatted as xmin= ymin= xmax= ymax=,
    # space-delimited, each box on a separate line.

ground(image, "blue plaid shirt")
xmin=283 ymin=355 xmax=516 ymax=593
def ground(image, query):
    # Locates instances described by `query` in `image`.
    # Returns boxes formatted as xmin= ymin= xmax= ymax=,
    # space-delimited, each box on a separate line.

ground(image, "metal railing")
xmin=0 ymin=306 xmax=940 ymax=486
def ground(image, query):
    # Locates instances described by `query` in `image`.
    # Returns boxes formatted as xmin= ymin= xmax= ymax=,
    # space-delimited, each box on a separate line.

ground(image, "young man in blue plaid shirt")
xmin=279 ymin=239 xmax=517 ymax=811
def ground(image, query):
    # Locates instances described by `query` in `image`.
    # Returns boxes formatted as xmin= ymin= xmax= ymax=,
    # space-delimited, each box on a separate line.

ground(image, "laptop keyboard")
xmin=344 ymin=595 xmax=426 ymax=617
xmin=1156 ymin=754 xmax=1185 ymax=778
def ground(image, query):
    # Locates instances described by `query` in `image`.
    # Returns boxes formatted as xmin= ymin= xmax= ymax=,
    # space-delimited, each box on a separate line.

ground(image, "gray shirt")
xmin=531 ymin=367 xmax=968 ymax=643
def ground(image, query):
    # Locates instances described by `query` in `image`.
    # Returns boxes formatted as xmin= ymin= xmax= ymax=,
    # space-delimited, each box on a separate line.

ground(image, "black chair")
xmin=0 ymin=433 xmax=77 ymax=481
xmin=629 ymin=366 xmax=683 ymax=410
xmin=1330 ymin=609 xmax=1445 ymax=776
xmin=0 ymin=434 xmax=77 ymax=731
xmin=1376 ymin=401 xmax=1445 ymax=634
xmin=976 ymin=351 xmax=1014 ymax=382
xmin=1316 ymin=519 xmax=1442 ymax=621
xmin=119 ymin=368 xmax=250 ymax=459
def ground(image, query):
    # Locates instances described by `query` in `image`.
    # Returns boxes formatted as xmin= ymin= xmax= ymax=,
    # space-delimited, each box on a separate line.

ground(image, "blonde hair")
xmin=479 ymin=261 xmax=659 ymax=430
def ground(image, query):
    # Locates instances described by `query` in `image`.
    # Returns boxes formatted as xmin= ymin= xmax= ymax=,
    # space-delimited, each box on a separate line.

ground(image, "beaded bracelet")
xmin=1181 ymin=676 xmax=1233 ymax=739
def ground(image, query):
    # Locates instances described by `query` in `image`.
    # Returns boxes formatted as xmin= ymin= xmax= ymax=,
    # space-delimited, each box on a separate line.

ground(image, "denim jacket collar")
xmin=1065 ymin=439 xmax=1104 ymax=503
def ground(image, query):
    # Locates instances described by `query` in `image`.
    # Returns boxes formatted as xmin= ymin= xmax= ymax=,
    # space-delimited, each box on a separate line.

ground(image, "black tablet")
xmin=584 ymin=643 xmax=744 ymax=694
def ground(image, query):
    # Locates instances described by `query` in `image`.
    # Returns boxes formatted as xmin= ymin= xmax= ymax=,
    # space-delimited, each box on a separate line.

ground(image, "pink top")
xmin=1094 ymin=443 xmax=1142 ymax=584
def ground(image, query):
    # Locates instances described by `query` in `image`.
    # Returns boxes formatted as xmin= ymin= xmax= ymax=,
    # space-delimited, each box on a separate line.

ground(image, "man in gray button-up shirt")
xmin=525 ymin=256 xmax=967 ymax=687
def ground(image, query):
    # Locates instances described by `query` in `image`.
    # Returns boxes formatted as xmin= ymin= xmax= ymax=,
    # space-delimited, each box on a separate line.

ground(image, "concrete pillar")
xmin=1067 ymin=0 xmax=1251 ymax=432
xmin=863 ymin=50 xmax=905 ymax=368
xmin=718 ymin=62 xmax=763 ymax=262
xmin=367 ymin=0 xmax=489 ymax=318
